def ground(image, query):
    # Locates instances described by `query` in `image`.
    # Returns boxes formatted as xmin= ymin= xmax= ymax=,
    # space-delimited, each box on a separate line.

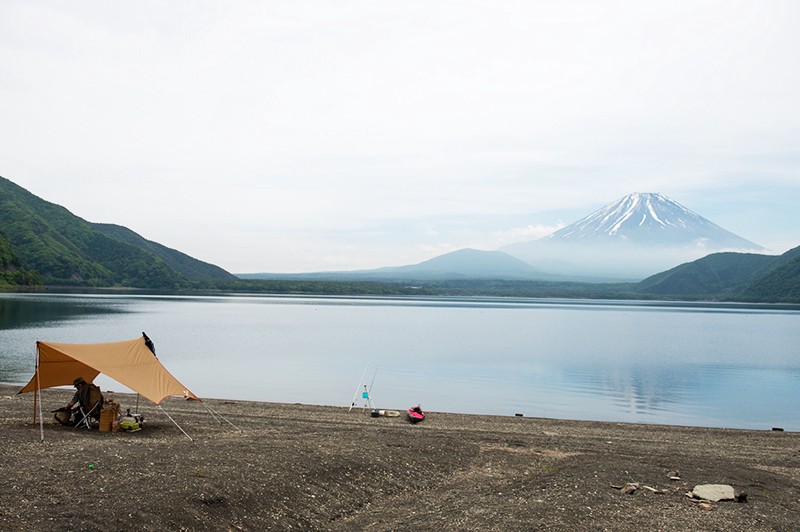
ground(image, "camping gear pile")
xmin=118 ymin=408 xmax=144 ymax=432
xmin=49 ymin=395 xmax=145 ymax=433
xmin=95 ymin=399 xmax=143 ymax=432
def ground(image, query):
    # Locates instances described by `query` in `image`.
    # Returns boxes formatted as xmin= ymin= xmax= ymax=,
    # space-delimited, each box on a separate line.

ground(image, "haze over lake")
xmin=1 ymin=293 xmax=798 ymax=431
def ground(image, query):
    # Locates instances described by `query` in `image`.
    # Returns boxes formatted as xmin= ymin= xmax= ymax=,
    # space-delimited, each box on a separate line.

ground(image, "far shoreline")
xmin=20 ymin=287 xmax=800 ymax=308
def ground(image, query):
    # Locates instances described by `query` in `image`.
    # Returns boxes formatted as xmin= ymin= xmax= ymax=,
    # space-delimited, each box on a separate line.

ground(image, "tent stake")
xmin=157 ymin=405 xmax=194 ymax=442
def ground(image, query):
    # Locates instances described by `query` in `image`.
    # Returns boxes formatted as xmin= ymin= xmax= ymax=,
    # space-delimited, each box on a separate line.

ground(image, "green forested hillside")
xmin=0 ymin=176 xmax=235 ymax=288
xmin=737 ymin=247 xmax=800 ymax=302
xmin=0 ymin=229 xmax=42 ymax=288
xmin=635 ymin=252 xmax=776 ymax=297
xmin=0 ymin=231 xmax=15 ymax=270
xmin=92 ymin=223 xmax=235 ymax=282
xmin=635 ymin=246 xmax=800 ymax=302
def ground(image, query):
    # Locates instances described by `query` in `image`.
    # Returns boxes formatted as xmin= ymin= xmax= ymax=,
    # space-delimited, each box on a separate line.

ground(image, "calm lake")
xmin=1 ymin=292 xmax=799 ymax=431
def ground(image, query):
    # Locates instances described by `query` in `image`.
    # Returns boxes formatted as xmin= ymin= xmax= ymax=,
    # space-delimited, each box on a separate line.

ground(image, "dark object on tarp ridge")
xmin=142 ymin=332 xmax=156 ymax=356
xmin=407 ymin=405 xmax=425 ymax=423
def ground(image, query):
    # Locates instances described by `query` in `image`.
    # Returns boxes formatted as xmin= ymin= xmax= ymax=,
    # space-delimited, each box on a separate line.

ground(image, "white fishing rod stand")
xmin=359 ymin=384 xmax=375 ymax=412
xmin=349 ymin=364 xmax=378 ymax=414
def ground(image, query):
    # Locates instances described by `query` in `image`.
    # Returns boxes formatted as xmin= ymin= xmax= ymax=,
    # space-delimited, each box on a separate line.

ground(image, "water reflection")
xmin=0 ymin=294 xmax=127 ymax=329
xmin=550 ymin=362 xmax=799 ymax=429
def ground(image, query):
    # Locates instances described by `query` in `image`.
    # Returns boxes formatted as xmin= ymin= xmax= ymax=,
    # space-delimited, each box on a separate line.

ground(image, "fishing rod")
xmin=349 ymin=363 xmax=370 ymax=412
xmin=367 ymin=365 xmax=379 ymax=399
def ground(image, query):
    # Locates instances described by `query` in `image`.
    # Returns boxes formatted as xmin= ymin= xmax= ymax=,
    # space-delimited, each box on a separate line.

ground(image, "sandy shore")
xmin=1 ymin=384 xmax=798 ymax=531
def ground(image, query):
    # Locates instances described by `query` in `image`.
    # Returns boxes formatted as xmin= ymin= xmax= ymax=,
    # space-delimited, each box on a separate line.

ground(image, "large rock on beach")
xmin=691 ymin=484 xmax=735 ymax=501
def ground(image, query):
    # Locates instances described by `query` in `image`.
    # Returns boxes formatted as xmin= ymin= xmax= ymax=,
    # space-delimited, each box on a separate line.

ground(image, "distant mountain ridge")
xmin=354 ymin=249 xmax=558 ymax=280
xmin=242 ymin=248 xmax=585 ymax=282
xmin=0 ymin=175 xmax=236 ymax=288
xmin=4 ymin=175 xmax=797 ymax=302
xmin=242 ymin=245 xmax=800 ymax=303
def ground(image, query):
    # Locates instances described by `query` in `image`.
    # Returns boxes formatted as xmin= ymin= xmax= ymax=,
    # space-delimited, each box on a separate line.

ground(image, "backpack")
xmin=79 ymin=383 xmax=104 ymax=416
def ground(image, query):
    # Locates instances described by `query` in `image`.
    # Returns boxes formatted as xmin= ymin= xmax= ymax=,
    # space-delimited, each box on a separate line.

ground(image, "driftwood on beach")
xmin=1 ymin=384 xmax=798 ymax=530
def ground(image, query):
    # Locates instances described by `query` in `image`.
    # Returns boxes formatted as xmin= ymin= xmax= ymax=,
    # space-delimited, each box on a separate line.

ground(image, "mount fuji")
xmin=501 ymin=193 xmax=765 ymax=280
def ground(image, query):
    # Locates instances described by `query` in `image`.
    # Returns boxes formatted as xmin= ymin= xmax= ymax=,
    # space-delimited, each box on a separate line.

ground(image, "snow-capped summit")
xmin=501 ymin=193 xmax=764 ymax=280
xmin=547 ymin=192 xmax=763 ymax=249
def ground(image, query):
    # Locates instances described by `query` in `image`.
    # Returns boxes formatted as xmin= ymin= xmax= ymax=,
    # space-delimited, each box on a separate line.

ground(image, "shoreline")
xmin=2 ymin=384 xmax=798 ymax=530
xmin=9 ymin=380 xmax=794 ymax=434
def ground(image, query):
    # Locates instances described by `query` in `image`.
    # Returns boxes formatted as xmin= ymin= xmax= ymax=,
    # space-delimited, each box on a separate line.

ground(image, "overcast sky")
xmin=2 ymin=1 xmax=798 ymax=273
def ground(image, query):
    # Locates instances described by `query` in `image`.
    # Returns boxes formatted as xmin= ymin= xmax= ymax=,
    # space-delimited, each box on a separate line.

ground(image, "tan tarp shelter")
xmin=19 ymin=336 xmax=199 ymax=404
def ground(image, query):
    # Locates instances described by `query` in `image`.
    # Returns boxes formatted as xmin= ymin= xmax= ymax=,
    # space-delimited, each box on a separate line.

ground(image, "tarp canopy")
xmin=18 ymin=336 xmax=199 ymax=405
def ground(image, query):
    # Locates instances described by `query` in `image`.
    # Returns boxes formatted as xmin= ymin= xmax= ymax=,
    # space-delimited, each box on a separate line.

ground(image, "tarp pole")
xmin=32 ymin=374 xmax=38 ymax=424
xmin=157 ymin=405 xmax=193 ymax=442
xmin=33 ymin=342 xmax=38 ymax=423
xmin=35 ymin=342 xmax=44 ymax=442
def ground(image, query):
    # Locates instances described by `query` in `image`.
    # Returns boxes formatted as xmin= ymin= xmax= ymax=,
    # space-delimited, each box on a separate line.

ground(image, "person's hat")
xmin=72 ymin=377 xmax=86 ymax=386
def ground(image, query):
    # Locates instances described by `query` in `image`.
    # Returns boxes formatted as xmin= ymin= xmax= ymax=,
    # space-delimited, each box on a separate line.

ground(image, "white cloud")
xmin=491 ymin=224 xmax=566 ymax=248
xmin=1 ymin=1 xmax=799 ymax=272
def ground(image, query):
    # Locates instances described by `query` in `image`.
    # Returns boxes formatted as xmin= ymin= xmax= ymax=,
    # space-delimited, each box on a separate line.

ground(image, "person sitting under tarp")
xmin=55 ymin=377 xmax=104 ymax=427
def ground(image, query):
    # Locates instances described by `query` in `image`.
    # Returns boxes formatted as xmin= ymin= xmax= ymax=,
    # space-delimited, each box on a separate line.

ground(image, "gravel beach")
xmin=1 ymin=384 xmax=798 ymax=531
